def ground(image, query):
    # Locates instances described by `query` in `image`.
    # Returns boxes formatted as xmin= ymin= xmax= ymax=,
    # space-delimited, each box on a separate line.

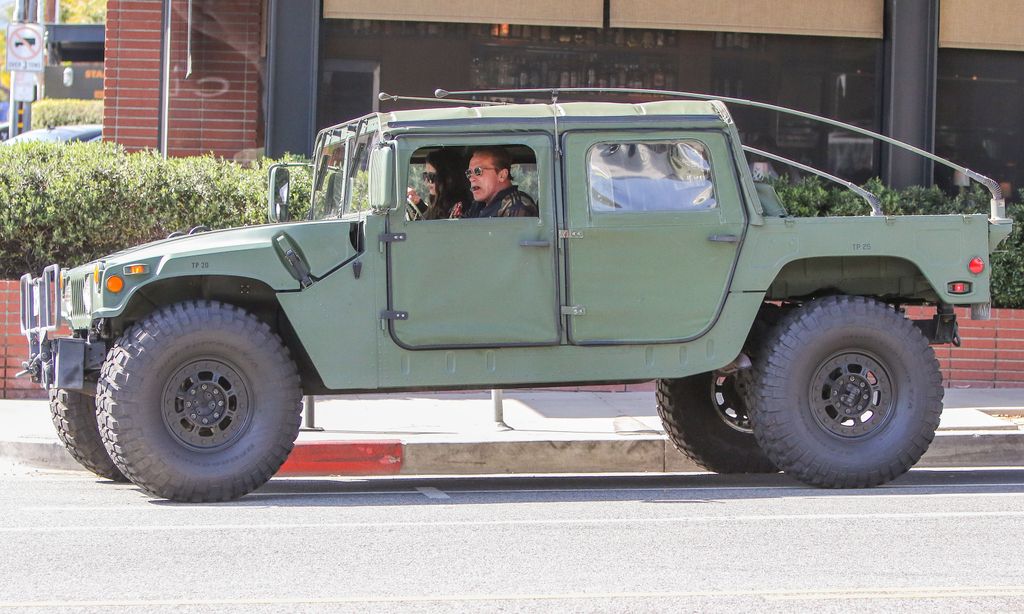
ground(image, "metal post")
xmin=301 ymin=395 xmax=323 ymax=431
xmin=492 ymin=389 xmax=511 ymax=431
xmin=7 ymin=0 xmax=28 ymax=139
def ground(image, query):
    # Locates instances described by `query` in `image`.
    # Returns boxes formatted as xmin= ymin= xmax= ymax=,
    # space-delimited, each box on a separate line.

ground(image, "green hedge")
xmin=0 ymin=141 xmax=310 ymax=277
xmin=1 ymin=141 xmax=1021 ymax=307
xmin=31 ymin=99 xmax=104 ymax=128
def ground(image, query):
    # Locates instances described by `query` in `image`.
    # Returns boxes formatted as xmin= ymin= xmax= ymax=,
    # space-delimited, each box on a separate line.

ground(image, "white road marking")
xmin=416 ymin=486 xmax=450 ymax=499
xmin=1 ymin=586 xmax=1023 ymax=608
xmin=2 ymin=510 xmax=1023 ymax=533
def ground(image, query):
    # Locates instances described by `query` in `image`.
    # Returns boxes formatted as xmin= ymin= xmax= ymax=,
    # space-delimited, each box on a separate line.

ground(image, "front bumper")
xmin=19 ymin=265 xmax=103 ymax=391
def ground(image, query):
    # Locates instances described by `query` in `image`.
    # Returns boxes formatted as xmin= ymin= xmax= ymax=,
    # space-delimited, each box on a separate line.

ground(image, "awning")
xmin=940 ymin=0 xmax=1024 ymax=52
xmin=323 ymin=0 xmax=604 ymax=28
xmin=610 ymin=0 xmax=883 ymax=39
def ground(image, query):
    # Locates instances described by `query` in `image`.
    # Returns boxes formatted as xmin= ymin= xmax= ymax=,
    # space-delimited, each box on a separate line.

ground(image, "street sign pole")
xmin=6 ymin=6 xmax=46 ymax=138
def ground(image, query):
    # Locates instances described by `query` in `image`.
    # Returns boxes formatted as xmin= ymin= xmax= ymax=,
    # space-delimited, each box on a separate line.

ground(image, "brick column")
xmin=1 ymin=280 xmax=45 ymax=400
xmin=102 ymin=0 xmax=264 ymax=158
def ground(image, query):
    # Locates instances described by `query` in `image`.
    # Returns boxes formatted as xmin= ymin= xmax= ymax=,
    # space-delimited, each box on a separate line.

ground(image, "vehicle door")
xmin=561 ymin=130 xmax=746 ymax=344
xmin=385 ymin=134 xmax=561 ymax=348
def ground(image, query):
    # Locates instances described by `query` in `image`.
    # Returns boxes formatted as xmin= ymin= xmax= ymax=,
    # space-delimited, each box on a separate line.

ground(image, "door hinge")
xmin=559 ymin=230 xmax=584 ymax=239
xmin=378 ymin=232 xmax=406 ymax=253
xmin=561 ymin=305 xmax=586 ymax=316
xmin=379 ymin=232 xmax=406 ymax=243
xmin=380 ymin=310 xmax=409 ymax=321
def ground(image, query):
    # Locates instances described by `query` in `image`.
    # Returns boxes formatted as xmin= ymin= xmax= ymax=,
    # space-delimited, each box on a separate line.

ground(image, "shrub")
xmin=30 ymin=99 xmax=104 ymax=128
xmin=0 ymin=141 xmax=310 ymax=277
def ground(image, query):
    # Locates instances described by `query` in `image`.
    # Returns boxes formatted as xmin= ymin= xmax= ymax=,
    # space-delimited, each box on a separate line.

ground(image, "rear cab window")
xmin=587 ymin=141 xmax=717 ymax=213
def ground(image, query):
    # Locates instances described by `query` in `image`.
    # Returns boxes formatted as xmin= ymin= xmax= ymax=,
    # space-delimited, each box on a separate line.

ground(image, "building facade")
xmin=103 ymin=0 xmax=1024 ymax=196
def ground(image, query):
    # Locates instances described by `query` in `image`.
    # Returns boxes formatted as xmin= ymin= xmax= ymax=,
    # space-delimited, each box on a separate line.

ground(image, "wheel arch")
xmin=104 ymin=275 xmax=328 ymax=394
xmin=764 ymin=255 xmax=940 ymax=304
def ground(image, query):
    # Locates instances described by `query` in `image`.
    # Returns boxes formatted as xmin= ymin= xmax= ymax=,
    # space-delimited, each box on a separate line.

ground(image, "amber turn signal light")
xmin=105 ymin=274 xmax=125 ymax=293
xmin=124 ymin=264 xmax=149 ymax=276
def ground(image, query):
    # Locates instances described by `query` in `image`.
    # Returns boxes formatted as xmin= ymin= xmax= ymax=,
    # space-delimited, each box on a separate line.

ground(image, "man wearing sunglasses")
xmin=460 ymin=146 xmax=538 ymax=218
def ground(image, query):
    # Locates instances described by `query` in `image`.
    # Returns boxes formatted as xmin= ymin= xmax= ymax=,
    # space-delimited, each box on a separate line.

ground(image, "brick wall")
xmin=905 ymin=305 xmax=1024 ymax=389
xmin=1 ymin=280 xmax=42 ymax=400
xmin=2 ymin=287 xmax=1022 ymax=399
xmin=103 ymin=0 xmax=264 ymax=158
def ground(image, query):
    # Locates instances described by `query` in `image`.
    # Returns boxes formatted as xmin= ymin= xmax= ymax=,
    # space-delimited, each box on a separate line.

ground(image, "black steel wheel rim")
xmin=809 ymin=351 xmax=895 ymax=439
xmin=712 ymin=375 xmax=753 ymax=433
xmin=162 ymin=359 xmax=254 ymax=451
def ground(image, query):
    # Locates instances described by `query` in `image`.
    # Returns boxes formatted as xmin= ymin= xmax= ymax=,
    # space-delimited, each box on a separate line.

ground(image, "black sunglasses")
xmin=421 ymin=171 xmax=438 ymax=183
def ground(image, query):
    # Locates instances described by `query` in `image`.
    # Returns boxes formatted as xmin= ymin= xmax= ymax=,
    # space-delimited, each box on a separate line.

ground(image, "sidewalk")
xmin=1 ymin=388 xmax=1022 ymax=477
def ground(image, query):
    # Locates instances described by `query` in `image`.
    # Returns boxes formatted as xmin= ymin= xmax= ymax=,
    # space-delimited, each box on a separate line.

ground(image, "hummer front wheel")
xmin=97 ymin=301 xmax=303 ymax=502
xmin=49 ymin=388 xmax=127 ymax=482
xmin=656 ymin=372 xmax=777 ymax=474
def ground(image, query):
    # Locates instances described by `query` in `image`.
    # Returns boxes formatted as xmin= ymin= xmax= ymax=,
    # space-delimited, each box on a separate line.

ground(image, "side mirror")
xmin=368 ymin=141 xmax=396 ymax=214
xmin=268 ymin=164 xmax=292 ymax=223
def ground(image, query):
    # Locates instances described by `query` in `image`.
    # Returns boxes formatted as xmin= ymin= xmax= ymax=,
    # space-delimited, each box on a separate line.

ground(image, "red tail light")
xmin=968 ymin=257 xmax=985 ymax=275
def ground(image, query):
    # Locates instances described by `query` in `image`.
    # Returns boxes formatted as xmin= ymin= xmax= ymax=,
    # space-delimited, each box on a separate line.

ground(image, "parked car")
xmin=3 ymin=124 xmax=101 ymax=144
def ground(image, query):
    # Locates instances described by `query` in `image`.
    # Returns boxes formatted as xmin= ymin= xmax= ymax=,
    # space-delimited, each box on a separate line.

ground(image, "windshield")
xmin=310 ymin=116 xmax=379 ymax=220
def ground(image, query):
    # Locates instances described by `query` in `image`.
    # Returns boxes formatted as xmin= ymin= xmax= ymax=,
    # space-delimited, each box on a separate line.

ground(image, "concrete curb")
xmin=4 ymin=431 xmax=1023 ymax=477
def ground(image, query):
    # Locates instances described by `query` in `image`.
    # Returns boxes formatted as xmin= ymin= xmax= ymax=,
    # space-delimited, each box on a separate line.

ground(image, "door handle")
xmin=519 ymin=240 xmax=551 ymax=248
xmin=708 ymin=234 xmax=739 ymax=243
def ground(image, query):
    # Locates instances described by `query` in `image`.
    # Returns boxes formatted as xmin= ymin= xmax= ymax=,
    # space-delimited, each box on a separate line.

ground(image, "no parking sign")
xmin=6 ymin=23 xmax=45 ymax=73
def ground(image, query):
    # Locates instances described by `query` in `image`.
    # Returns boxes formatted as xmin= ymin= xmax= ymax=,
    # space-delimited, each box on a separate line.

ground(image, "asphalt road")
xmin=1 ymin=462 xmax=1023 ymax=613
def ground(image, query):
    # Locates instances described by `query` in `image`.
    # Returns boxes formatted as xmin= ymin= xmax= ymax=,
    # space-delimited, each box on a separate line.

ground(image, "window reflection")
xmin=588 ymin=141 xmax=716 ymax=213
xmin=937 ymin=49 xmax=1023 ymax=200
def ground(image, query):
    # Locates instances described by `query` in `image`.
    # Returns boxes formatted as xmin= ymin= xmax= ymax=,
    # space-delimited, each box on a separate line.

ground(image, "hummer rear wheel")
xmin=749 ymin=296 xmax=944 ymax=488
xmin=97 ymin=301 xmax=303 ymax=502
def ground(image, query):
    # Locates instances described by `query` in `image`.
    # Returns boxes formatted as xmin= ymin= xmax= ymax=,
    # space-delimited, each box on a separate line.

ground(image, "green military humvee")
xmin=20 ymin=88 xmax=1013 ymax=502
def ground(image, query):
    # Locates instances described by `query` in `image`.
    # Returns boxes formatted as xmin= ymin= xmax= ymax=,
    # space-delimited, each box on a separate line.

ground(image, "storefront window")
xmin=319 ymin=20 xmax=881 ymax=181
xmin=164 ymin=0 xmax=267 ymax=161
xmin=937 ymin=49 xmax=1024 ymax=200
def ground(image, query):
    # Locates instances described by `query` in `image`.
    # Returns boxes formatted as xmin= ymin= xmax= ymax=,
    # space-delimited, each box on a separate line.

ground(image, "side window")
xmin=588 ymin=141 xmax=717 ymax=213
xmin=407 ymin=144 xmax=539 ymax=220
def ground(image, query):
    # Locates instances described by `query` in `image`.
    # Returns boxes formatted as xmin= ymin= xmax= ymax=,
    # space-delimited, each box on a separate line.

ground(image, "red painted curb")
xmin=276 ymin=440 xmax=403 ymax=476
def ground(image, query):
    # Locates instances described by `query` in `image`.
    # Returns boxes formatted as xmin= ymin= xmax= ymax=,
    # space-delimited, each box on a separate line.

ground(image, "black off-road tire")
xmin=657 ymin=372 xmax=777 ymax=474
xmin=49 ymin=388 xmax=128 ymax=482
xmin=97 ymin=301 xmax=303 ymax=502
xmin=749 ymin=296 xmax=944 ymax=488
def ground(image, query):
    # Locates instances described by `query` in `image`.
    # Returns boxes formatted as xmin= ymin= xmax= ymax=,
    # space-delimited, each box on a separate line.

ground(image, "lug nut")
xmin=218 ymin=400 xmax=224 ymax=407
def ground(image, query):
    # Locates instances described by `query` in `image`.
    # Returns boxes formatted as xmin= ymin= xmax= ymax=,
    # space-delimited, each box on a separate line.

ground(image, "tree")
xmin=60 ymin=0 xmax=106 ymax=24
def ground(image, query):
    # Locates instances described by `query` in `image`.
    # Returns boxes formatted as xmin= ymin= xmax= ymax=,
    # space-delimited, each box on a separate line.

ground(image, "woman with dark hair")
xmin=407 ymin=148 xmax=473 ymax=220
